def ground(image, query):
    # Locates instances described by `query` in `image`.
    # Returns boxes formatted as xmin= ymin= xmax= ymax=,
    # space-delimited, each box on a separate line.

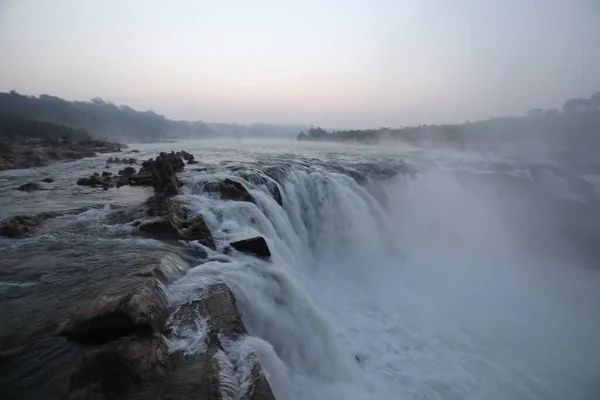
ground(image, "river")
xmin=1 ymin=139 xmax=599 ymax=399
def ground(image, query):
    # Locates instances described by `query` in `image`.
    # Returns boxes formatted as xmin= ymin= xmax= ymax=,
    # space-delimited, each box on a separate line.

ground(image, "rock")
xmin=77 ymin=175 xmax=104 ymax=186
xmin=175 ymin=150 xmax=197 ymax=164
xmin=41 ymin=177 xmax=54 ymax=183
xmin=249 ymin=362 xmax=277 ymax=400
xmin=67 ymin=335 xmax=171 ymax=400
xmin=16 ymin=182 xmax=43 ymax=192
xmin=119 ymin=166 xmax=137 ymax=176
xmin=167 ymin=284 xmax=277 ymax=400
xmin=128 ymin=158 xmax=137 ymax=164
xmin=138 ymin=196 xmax=215 ymax=249
xmin=204 ymin=178 xmax=255 ymax=203
xmin=230 ymin=237 xmax=271 ymax=259
xmin=169 ymin=284 xmax=247 ymax=337
xmin=0 ymin=215 xmax=42 ymax=237
xmin=165 ymin=335 xmax=222 ymax=400
xmin=129 ymin=149 xmax=140 ymax=153
xmin=60 ymin=279 xmax=166 ymax=343
xmin=141 ymin=152 xmax=185 ymax=195
xmin=240 ymin=172 xmax=283 ymax=206
xmin=116 ymin=175 xmax=130 ymax=187
xmin=101 ymin=171 xmax=112 ymax=177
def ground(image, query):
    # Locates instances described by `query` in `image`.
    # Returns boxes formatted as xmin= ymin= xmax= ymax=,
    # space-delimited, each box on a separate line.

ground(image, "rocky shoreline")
xmin=0 ymin=150 xmax=279 ymax=399
xmin=0 ymin=139 xmax=124 ymax=171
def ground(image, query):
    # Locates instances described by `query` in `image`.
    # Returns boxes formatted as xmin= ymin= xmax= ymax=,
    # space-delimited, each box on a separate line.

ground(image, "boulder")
xmin=67 ymin=335 xmax=171 ymax=400
xmin=169 ymin=284 xmax=247 ymax=337
xmin=129 ymin=149 xmax=140 ymax=153
xmin=16 ymin=182 xmax=43 ymax=192
xmin=230 ymin=237 xmax=271 ymax=259
xmin=60 ymin=279 xmax=166 ymax=343
xmin=0 ymin=215 xmax=42 ymax=237
xmin=204 ymin=178 xmax=255 ymax=203
xmin=101 ymin=171 xmax=112 ymax=177
xmin=77 ymin=175 xmax=104 ymax=186
xmin=175 ymin=150 xmax=197 ymax=164
xmin=119 ymin=166 xmax=137 ymax=176
xmin=41 ymin=177 xmax=54 ymax=183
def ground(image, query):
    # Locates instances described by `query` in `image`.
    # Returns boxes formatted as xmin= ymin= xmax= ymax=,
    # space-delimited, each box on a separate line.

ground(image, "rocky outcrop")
xmin=168 ymin=284 xmax=277 ymax=400
xmin=175 ymin=150 xmax=198 ymax=164
xmin=141 ymin=152 xmax=185 ymax=195
xmin=138 ymin=196 xmax=215 ymax=249
xmin=230 ymin=236 xmax=271 ymax=259
xmin=16 ymin=182 xmax=44 ymax=192
xmin=0 ymin=139 xmax=123 ymax=171
xmin=60 ymin=279 xmax=166 ymax=343
xmin=204 ymin=178 xmax=255 ymax=203
xmin=0 ymin=215 xmax=42 ymax=237
xmin=118 ymin=166 xmax=137 ymax=176
xmin=67 ymin=335 xmax=171 ymax=400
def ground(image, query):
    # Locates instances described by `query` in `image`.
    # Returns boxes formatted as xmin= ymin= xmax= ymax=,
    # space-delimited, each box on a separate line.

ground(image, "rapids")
xmin=1 ymin=139 xmax=599 ymax=399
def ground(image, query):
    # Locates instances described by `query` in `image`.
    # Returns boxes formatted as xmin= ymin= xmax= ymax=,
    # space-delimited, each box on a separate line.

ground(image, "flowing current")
xmin=1 ymin=139 xmax=600 ymax=399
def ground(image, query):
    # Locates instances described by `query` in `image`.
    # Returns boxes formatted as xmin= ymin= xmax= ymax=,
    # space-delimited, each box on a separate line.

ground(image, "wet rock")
xmin=139 ymin=196 xmax=215 ymax=249
xmin=77 ymin=175 xmax=104 ymax=186
xmin=167 ymin=284 xmax=277 ymax=400
xmin=204 ymin=178 xmax=255 ymax=203
xmin=165 ymin=335 xmax=222 ymax=400
xmin=101 ymin=171 xmax=112 ymax=177
xmin=67 ymin=335 xmax=171 ymax=400
xmin=175 ymin=150 xmax=197 ymax=164
xmin=240 ymin=172 xmax=283 ymax=206
xmin=116 ymin=175 xmax=130 ymax=187
xmin=141 ymin=152 xmax=185 ymax=195
xmin=60 ymin=279 xmax=166 ymax=343
xmin=16 ymin=182 xmax=44 ymax=192
xmin=41 ymin=177 xmax=54 ymax=183
xmin=249 ymin=362 xmax=277 ymax=400
xmin=119 ymin=166 xmax=137 ymax=176
xmin=0 ymin=215 xmax=42 ymax=237
xmin=129 ymin=149 xmax=140 ymax=153
xmin=230 ymin=236 xmax=271 ymax=259
xmin=170 ymin=284 xmax=247 ymax=337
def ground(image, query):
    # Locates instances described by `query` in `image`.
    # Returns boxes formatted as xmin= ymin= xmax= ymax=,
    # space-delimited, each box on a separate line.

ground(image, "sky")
xmin=1 ymin=0 xmax=599 ymax=128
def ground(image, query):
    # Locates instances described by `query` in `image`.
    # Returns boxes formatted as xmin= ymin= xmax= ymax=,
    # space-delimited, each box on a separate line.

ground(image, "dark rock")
xmin=101 ymin=171 xmax=112 ymax=177
xmin=16 ymin=182 xmax=43 ymax=192
xmin=60 ymin=279 xmax=166 ymax=343
xmin=141 ymin=152 xmax=185 ymax=195
xmin=128 ymin=158 xmax=137 ymax=164
xmin=93 ymin=172 xmax=100 ymax=177
xmin=165 ymin=335 xmax=222 ymax=400
xmin=129 ymin=149 xmax=140 ymax=153
xmin=249 ymin=362 xmax=277 ymax=400
xmin=204 ymin=178 xmax=254 ymax=203
xmin=138 ymin=196 xmax=215 ymax=249
xmin=119 ymin=166 xmax=137 ymax=176
xmin=67 ymin=335 xmax=171 ymax=400
xmin=116 ymin=175 xmax=130 ymax=187
xmin=240 ymin=172 xmax=283 ymax=206
xmin=77 ymin=175 xmax=104 ymax=186
xmin=41 ymin=177 xmax=54 ymax=183
xmin=230 ymin=236 xmax=271 ymax=259
xmin=169 ymin=284 xmax=247 ymax=337
xmin=0 ymin=215 xmax=42 ymax=237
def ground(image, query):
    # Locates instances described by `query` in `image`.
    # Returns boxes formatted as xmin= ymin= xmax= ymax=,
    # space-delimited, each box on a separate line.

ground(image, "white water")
xmin=161 ymin=145 xmax=600 ymax=400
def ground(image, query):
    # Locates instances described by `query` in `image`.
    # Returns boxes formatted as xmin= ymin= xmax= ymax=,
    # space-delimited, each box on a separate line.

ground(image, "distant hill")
xmin=298 ymin=91 xmax=600 ymax=164
xmin=0 ymin=92 xmax=306 ymax=142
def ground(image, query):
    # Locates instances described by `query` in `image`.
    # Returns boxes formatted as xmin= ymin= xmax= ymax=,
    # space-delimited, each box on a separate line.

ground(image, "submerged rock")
xmin=16 ymin=182 xmax=44 ymax=192
xmin=60 ymin=279 xmax=166 ymax=343
xmin=41 ymin=177 xmax=54 ymax=183
xmin=230 ymin=236 xmax=271 ymax=259
xmin=0 ymin=215 xmax=42 ymax=237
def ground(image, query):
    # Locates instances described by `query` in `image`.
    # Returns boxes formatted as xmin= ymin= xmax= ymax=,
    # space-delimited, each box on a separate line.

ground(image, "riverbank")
xmin=0 ymin=139 xmax=124 ymax=171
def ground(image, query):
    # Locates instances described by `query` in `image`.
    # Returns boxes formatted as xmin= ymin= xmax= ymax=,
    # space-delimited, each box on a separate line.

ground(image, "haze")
xmin=1 ymin=0 xmax=599 ymax=128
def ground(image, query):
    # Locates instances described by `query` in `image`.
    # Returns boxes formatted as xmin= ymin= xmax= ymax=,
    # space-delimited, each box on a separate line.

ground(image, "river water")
xmin=1 ymin=139 xmax=600 ymax=399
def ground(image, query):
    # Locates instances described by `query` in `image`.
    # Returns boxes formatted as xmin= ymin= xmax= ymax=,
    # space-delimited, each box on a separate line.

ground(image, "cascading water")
xmin=165 ymin=159 xmax=600 ymax=400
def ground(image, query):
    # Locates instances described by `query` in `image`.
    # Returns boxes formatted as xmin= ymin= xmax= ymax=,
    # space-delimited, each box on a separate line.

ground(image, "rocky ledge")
xmin=0 ymin=139 xmax=124 ymax=171
xmin=60 ymin=278 xmax=276 ymax=400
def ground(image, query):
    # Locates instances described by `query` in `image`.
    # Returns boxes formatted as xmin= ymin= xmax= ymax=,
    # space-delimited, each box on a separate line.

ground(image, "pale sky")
xmin=1 ymin=0 xmax=599 ymax=128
